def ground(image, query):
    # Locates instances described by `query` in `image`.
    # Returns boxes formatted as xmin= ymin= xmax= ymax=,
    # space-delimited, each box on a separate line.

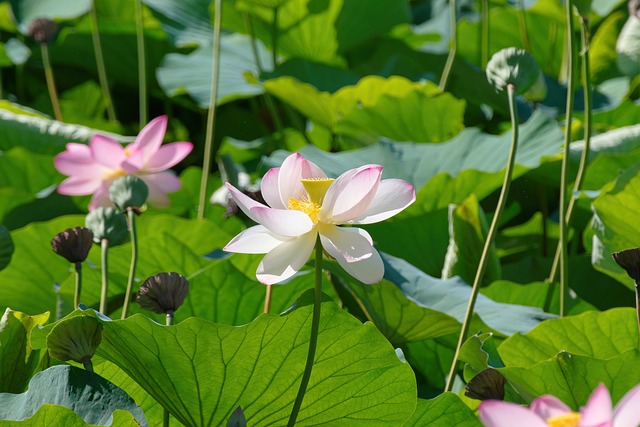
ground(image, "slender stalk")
xmin=74 ymin=262 xmax=82 ymax=309
xmin=439 ymin=0 xmax=457 ymax=91
xmin=99 ymin=238 xmax=109 ymax=314
xmin=90 ymin=1 xmax=117 ymax=122
xmin=164 ymin=311 xmax=174 ymax=427
xmin=83 ymin=359 xmax=94 ymax=372
xmin=272 ymin=6 xmax=279 ymax=67
xmin=635 ymin=281 xmax=640 ymax=347
xmin=444 ymin=84 xmax=520 ymax=392
xmin=40 ymin=44 xmax=62 ymax=121
xmin=518 ymin=0 xmax=532 ymax=52
xmin=197 ymin=0 xmax=222 ymax=220
xmin=135 ymin=0 xmax=148 ymax=126
xmin=481 ymin=0 xmax=489 ymax=68
xmin=264 ymin=285 xmax=273 ymax=314
xmin=544 ymin=14 xmax=591 ymax=312
xmin=287 ymin=237 xmax=323 ymax=426
xmin=121 ymin=209 xmax=138 ymax=319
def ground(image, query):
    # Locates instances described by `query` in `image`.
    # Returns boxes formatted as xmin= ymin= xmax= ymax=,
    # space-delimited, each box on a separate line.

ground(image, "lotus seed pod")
xmin=617 ymin=15 xmax=640 ymax=78
xmin=85 ymin=207 xmax=129 ymax=246
xmin=612 ymin=247 xmax=640 ymax=283
xmin=47 ymin=316 xmax=103 ymax=364
xmin=137 ymin=272 xmax=189 ymax=314
xmin=486 ymin=48 xmax=541 ymax=96
xmin=109 ymin=176 xmax=149 ymax=211
xmin=51 ymin=227 xmax=94 ymax=263
xmin=26 ymin=18 xmax=58 ymax=44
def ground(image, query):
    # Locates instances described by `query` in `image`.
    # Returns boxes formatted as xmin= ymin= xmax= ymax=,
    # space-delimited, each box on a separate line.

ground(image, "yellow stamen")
xmin=104 ymin=169 xmax=127 ymax=180
xmin=301 ymin=178 xmax=334 ymax=205
xmin=288 ymin=198 xmax=321 ymax=223
xmin=547 ymin=412 xmax=580 ymax=427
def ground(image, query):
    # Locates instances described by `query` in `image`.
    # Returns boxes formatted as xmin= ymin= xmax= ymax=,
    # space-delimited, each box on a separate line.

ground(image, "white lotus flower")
xmin=224 ymin=152 xmax=416 ymax=285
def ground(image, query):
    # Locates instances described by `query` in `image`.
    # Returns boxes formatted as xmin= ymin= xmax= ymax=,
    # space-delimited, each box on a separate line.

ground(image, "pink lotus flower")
xmin=479 ymin=383 xmax=640 ymax=427
xmin=224 ymin=152 xmax=415 ymax=284
xmin=54 ymin=116 xmax=193 ymax=210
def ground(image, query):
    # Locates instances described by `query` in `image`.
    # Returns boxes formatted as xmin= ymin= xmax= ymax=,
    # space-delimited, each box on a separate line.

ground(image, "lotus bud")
xmin=486 ymin=48 xmax=542 ymax=96
xmin=85 ymin=207 xmax=129 ymax=246
xmin=51 ymin=227 xmax=94 ymax=263
xmin=26 ymin=18 xmax=58 ymax=44
xmin=109 ymin=176 xmax=149 ymax=212
xmin=612 ymin=247 xmax=640 ymax=283
xmin=137 ymin=272 xmax=189 ymax=315
xmin=46 ymin=316 xmax=102 ymax=365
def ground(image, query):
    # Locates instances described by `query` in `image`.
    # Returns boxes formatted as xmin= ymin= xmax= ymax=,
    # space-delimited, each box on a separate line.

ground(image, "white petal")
xmin=613 ymin=384 xmax=640 ymax=427
xmin=226 ymin=182 xmax=270 ymax=224
xmin=278 ymin=153 xmax=327 ymax=203
xmin=581 ymin=384 xmax=612 ymax=425
xmin=321 ymin=165 xmax=382 ymax=224
xmin=224 ymin=225 xmax=289 ymax=254
xmin=479 ymin=401 xmax=547 ymax=427
xmin=349 ymin=179 xmax=416 ymax=224
xmin=251 ymin=206 xmax=313 ymax=237
xmin=530 ymin=395 xmax=572 ymax=420
xmin=257 ymin=230 xmax=317 ymax=284
xmin=319 ymin=225 xmax=383 ymax=284
xmin=261 ymin=167 xmax=286 ymax=209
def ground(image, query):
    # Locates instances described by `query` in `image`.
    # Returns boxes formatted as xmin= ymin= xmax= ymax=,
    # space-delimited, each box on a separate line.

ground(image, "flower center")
xmin=287 ymin=178 xmax=334 ymax=224
xmin=547 ymin=412 xmax=580 ymax=427
xmin=104 ymin=169 xmax=127 ymax=180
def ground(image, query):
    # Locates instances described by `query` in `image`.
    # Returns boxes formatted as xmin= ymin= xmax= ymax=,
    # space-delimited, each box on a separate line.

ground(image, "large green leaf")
xmin=0 ymin=224 xmax=13 ymax=271
xmin=2 ymin=404 xmax=141 ymax=427
xmin=498 ymin=308 xmax=638 ymax=367
xmin=0 ymin=365 xmax=146 ymax=426
xmin=93 ymin=294 xmax=417 ymax=426
xmin=143 ymin=0 xmax=212 ymax=47
xmin=0 ymin=309 xmax=49 ymax=393
xmin=403 ymin=394 xmax=481 ymax=427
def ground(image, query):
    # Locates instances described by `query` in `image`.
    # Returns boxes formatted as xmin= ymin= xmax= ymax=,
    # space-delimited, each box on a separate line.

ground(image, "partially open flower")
xmin=85 ymin=207 xmax=129 ymax=246
xmin=46 ymin=315 xmax=102 ymax=365
xmin=612 ymin=247 xmax=640 ymax=283
xmin=137 ymin=272 xmax=189 ymax=314
xmin=51 ymin=227 xmax=94 ymax=263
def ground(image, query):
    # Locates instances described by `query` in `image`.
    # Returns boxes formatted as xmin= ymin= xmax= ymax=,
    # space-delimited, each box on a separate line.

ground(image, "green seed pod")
xmin=486 ymin=48 xmax=542 ymax=96
xmin=51 ymin=227 xmax=94 ymax=263
xmin=137 ymin=272 xmax=189 ymax=314
xmin=85 ymin=207 xmax=129 ymax=246
xmin=46 ymin=315 xmax=103 ymax=364
xmin=109 ymin=176 xmax=149 ymax=211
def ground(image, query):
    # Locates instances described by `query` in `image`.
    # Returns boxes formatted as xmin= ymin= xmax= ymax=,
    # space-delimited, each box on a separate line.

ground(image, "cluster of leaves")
xmin=2 ymin=0 xmax=640 ymax=425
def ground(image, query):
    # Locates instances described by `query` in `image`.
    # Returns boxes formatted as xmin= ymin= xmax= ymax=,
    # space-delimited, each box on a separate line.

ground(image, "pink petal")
xmin=88 ymin=182 xmax=114 ymax=211
xmin=277 ymin=153 xmax=326 ymax=203
xmin=143 ymin=142 xmax=193 ymax=172
xmin=57 ymin=176 xmax=103 ymax=195
xmin=256 ymin=230 xmax=317 ymax=284
xmin=613 ymin=383 xmax=640 ymax=427
xmin=90 ymin=135 xmax=128 ymax=169
xmin=224 ymin=225 xmax=289 ymax=254
xmin=582 ymin=384 xmax=613 ymax=426
xmin=250 ymin=206 xmax=314 ymax=237
xmin=121 ymin=150 xmax=145 ymax=174
xmin=261 ymin=167 xmax=286 ymax=209
xmin=530 ymin=395 xmax=573 ymax=420
xmin=349 ymin=179 xmax=416 ymax=224
xmin=319 ymin=225 xmax=383 ymax=284
xmin=321 ymin=165 xmax=382 ymax=224
xmin=54 ymin=143 xmax=105 ymax=178
xmin=478 ymin=400 xmax=547 ymax=427
xmin=226 ymin=182 xmax=272 ymax=224
xmin=140 ymin=173 xmax=182 ymax=207
xmin=127 ymin=115 xmax=168 ymax=160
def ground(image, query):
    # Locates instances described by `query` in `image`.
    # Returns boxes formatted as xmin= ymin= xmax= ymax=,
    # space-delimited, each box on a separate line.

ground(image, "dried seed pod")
xmin=27 ymin=18 xmax=58 ymax=44
xmin=137 ymin=272 xmax=189 ymax=314
xmin=51 ymin=227 xmax=94 ymax=263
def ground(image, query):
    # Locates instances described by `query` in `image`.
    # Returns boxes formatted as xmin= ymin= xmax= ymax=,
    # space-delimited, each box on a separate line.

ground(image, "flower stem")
xmin=90 ymin=1 xmax=117 ymax=122
xmin=544 ymin=13 xmax=591 ymax=313
xmin=518 ymin=0 xmax=531 ymax=52
xmin=164 ymin=311 xmax=174 ymax=427
xmin=40 ymin=43 xmax=62 ymax=121
xmin=74 ymin=261 xmax=82 ymax=309
xmin=287 ymin=237 xmax=322 ymax=426
xmin=444 ymin=83 xmax=520 ymax=392
xmin=264 ymin=285 xmax=273 ymax=314
xmin=272 ymin=6 xmax=279 ymax=67
xmin=197 ymin=0 xmax=222 ymax=220
xmin=481 ymin=0 xmax=489 ymax=68
xmin=439 ymin=0 xmax=457 ymax=92
xmin=121 ymin=209 xmax=138 ymax=319
xmin=100 ymin=238 xmax=109 ymax=315
xmin=135 ymin=0 xmax=148 ymax=126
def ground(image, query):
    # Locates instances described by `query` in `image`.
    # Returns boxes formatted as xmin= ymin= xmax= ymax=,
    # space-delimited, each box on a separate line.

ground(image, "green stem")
xmin=264 ymin=285 xmax=273 ymax=314
xmin=518 ymin=0 xmax=531 ymax=52
xmin=481 ymin=0 xmax=489 ymax=68
xmin=272 ymin=6 xmax=279 ymax=67
xmin=40 ymin=44 xmax=62 ymax=121
xmin=163 ymin=310 xmax=174 ymax=427
xmin=544 ymin=13 xmax=591 ymax=313
xmin=444 ymin=83 xmax=520 ymax=392
xmin=197 ymin=0 xmax=222 ymax=220
xmin=90 ymin=1 xmax=117 ymax=122
xmin=83 ymin=359 xmax=94 ymax=372
xmin=121 ymin=209 xmax=138 ymax=319
xmin=439 ymin=0 xmax=457 ymax=92
xmin=74 ymin=262 xmax=82 ymax=309
xmin=100 ymin=238 xmax=109 ymax=315
xmin=135 ymin=0 xmax=148 ymax=126
xmin=287 ymin=237 xmax=322 ymax=426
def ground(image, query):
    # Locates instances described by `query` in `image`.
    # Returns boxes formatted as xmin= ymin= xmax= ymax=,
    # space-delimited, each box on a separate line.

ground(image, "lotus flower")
xmin=224 ymin=152 xmax=415 ymax=285
xmin=479 ymin=383 xmax=640 ymax=427
xmin=54 ymin=116 xmax=193 ymax=210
